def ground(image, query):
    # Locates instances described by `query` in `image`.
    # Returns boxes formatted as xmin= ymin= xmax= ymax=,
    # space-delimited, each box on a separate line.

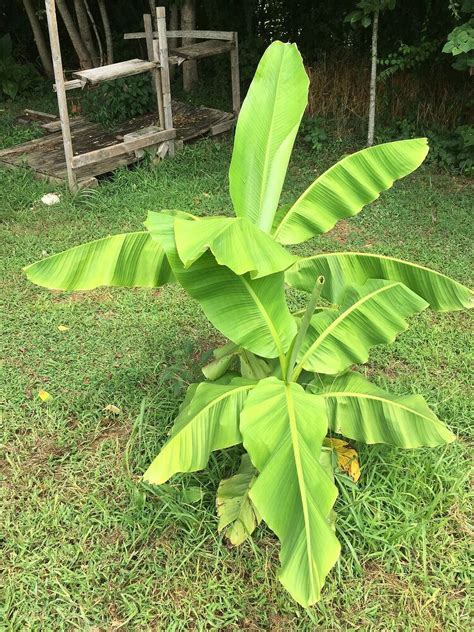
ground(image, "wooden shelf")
xmin=72 ymin=59 xmax=158 ymax=86
xmin=169 ymin=40 xmax=233 ymax=60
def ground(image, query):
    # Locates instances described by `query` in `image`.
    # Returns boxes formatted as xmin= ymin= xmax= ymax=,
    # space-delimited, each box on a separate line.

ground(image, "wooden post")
xmin=45 ymin=0 xmax=77 ymax=191
xmin=144 ymin=13 xmax=165 ymax=128
xmin=156 ymin=7 xmax=175 ymax=157
xmin=230 ymin=32 xmax=240 ymax=116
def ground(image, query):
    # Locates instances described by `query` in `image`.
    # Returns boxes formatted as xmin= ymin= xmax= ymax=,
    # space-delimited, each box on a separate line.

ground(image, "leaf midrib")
xmin=285 ymin=384 xmax=319 ymax=595
xmin=320 ymin=390 xmax=444 ymax=427
xmin=296 ymin=282 xmax=400 ymax=370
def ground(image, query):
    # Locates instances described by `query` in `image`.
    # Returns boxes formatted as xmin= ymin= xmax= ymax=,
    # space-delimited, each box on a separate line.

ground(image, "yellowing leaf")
xmin=38 ymin=389 xmax=51 ymax=402
xmin=58 ymin=325 xmax=69 ymax=332
xmin=104 ymin=404 xmax=121 ymax=415
xmin=324 ymin=438 xmax=360 ymax=482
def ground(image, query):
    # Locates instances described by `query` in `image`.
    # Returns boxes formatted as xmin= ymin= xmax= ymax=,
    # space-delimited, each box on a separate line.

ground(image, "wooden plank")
xmin=156 ymin=7 xmax=175 ymax=157
xmin=144 ymin=13 xmax=165 ymax=129
xmin=24 ymin=109 xmax=58 ymax=122
xmin=73 ymin=59 xmax=158 ymax=86
xmin=124 ymin=30 xmax=234 ymax=42
xmin=230 ymin=33 xmax=241 ymax=116
xmin=169 ymin=39 xmax=233 ymax=60
xmin=71 ymin=128 xmax=175 ymax=169
xmin=209 ymin=118 xmax=236 ymax=136
xmin=53 ymin=78 xmax=82 ymax=92
xmin=45 ymin=0 xmax=76 ymax=191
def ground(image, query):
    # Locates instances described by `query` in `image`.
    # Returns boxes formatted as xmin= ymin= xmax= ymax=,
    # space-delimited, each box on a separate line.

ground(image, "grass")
xmin=1 ymin=110 xmax=473 ymax=630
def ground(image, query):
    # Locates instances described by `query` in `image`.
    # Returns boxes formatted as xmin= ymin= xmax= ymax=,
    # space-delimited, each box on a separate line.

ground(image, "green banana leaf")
xmin=229 ymin=41 xmax=309 ymax=233
xmin=311 ymin=371 xmax=455 ymax=448
xmin=296 ymin=280 xmax=428 ymax=375
xmin=146 ymin=211 xmax=297 ymax=359
xmin=143 ymin=378 xmax=254 ymax=485
xmin=23 ymin=231 xmax=173 ymax=291
xmin=273 ymin=138 xmax=429 ymax=244
xmin=216 ymin=453 xmax=261 ymax=546
xmin=202 ymin=341 xmax=240 ymax=380
xmin=241 ymin=377 xmax=340 ymax=606
xmin=174 ymin=215 xmax=297 ymax=278
xmin=285 ymin=252 xmax=473 ymax=311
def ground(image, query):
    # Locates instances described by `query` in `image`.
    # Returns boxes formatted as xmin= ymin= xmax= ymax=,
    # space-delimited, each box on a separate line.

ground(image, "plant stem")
xmin=286 ymin=275 xmax=324 ymax=382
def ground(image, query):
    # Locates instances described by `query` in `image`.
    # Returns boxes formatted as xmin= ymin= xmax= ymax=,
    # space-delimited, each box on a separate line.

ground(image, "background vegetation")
xmin=0 ymin=0 xmax=472 ymax=629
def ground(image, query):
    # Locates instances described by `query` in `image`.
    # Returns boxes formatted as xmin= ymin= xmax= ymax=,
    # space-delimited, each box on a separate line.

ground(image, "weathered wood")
xmin=230 ymin=33 xmax=241 ymax=115
xmin=24 ymin=109 xmax=58 ymax=122
xmin=144 ymin=13 xmax=165 ymax=129
xmin=209 ymin=118 xmax=235 ymax=136
xmin=170 ymin=39 xmax=233 ymax=60
xmin=124 ymin=29 xmax=234 ymax=41
xmin=44 ymin=0 xmax=76 ymax=191
xmin=42 ymin=120 xmax=66 ymax=132
xmin=71 ymin=128 xmax=175 ymax=169
xmin=1 ymin=101 xmax=234 ymax=182
xmin=53 ymin=78 xmax=82 ymax=92
xmin=73 ymin=59 xmax=158 ymax=86
xmin=156 ymin=7 xmax=174 ymax=157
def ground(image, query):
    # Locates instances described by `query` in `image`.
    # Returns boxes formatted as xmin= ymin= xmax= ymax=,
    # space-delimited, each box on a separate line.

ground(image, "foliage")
xmin=300 ymin=116 xmax=328 ymax=151
xmin=0 ymin=33 xmax=41 ymax=101
xmin=443 ymin=16 xmax=474 ymax=71
xmin=24 ymin=42 xmax=472 ymax=607
xmin=378 ymin=38 xmax=443 ymax=81
xmin=345 ymin=0 xmax=397 ymax=28
xmin=81 ymin=74 xmax=155 ymax=128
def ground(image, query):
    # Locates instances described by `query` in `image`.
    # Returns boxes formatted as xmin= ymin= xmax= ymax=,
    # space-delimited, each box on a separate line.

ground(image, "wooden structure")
xmin=0 ymin=3 xmax=240 ymax=191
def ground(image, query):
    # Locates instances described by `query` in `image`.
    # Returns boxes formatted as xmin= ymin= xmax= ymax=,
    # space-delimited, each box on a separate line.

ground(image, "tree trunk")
xmin=22 ymin=0 xmax=54 ymax=77
xmin=97 ymin=0 xmax=113 ymax=64
xmin=169 ymin=3 xmax=179 ymax=80
xmin=367 ymin=9 xmax=379 ymax=147
xmin=74 ymin=0 xmax=98 ymax=65
xmin=83 ymin=0 xmax=104 ymax=66
xmin=181 ymin=0 xmax=198 ymax=91
xmin=55 ymin=0 xmax=92 ymax=68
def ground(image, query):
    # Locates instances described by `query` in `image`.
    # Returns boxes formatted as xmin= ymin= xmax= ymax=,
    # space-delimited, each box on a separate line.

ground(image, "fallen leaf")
xmin=38 ymin=389 xmax=52 ymax=402
xmin=58 ymin=325 xmax=69 ymax=332
xmin=324 ymin=438 xmax=360 ymax=482
xmin=104 ymin=404 xmax=121 ymax=415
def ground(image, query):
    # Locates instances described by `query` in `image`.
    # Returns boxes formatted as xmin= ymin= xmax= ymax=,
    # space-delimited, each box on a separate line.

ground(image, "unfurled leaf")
xmin=241 ymin=377 xmax=340 ymax=607
xmin=295 ymin=280 xmax=428 ymax=375
xmin=146 ymin=211 xmax=297 ymax=359
xmin=286 ymin=252 xmax=473 ymax=312
xmin=24 ymin=232 xmax=173 ymax=291
xmin=174 ymin=215 xmax=296 ymax=278
xmin=104 ymin=404 xmax=121 ymax=414
xmin=217 ymin=453 xmax=261 ymax=546
xmin=143 ymin=378 xmax=254 ymax=485
xmin=324 ymin=438 xmax=360 ymax=482
xmin=311 ymin=371 xmax=455 ymax=448
xmin=229 ymin=41 xmax=309 ymax=232
xmin=38 ymin=389 xmax=51 ymax=402
xmin=273 ymin=139 xmax=429 ymax=244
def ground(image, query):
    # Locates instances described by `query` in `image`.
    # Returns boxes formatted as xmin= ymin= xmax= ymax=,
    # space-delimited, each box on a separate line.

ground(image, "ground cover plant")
xmin=2 ymin=120 xmax=472 ymax=631
xmin=22 ymin=41 xmax=473 ymax=611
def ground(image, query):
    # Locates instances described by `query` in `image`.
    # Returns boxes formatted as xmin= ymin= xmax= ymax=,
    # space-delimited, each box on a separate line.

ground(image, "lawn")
xmin=1 ymin=116 xmax=473 ymax=630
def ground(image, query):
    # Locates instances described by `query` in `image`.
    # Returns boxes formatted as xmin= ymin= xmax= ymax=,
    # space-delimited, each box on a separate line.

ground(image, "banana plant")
xmin=24 ymin=41 xmax=472 ymax=607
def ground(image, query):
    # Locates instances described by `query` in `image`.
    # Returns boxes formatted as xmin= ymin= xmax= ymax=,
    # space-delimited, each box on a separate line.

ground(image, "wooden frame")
xmin=44 ymin=2 xmax=175 ymax=191
xmin=124 ymin=26 xmax=241 ymax=117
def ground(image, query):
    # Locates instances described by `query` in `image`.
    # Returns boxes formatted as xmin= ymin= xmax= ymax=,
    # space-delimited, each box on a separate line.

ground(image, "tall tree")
xmin=181 ymin=0 xmax=198 ymax=91
xmin=97 ymin=0 xmax=113 ymax=64
xmin=55 ymin=0 xmax=92 ymax=68
xmin=22 ymin=0 xmax=54 ymax=77
xmin=345 ymin=0 xmax=396 ymax=146
xmin=74 ymin=0 xmax=98 ymax=64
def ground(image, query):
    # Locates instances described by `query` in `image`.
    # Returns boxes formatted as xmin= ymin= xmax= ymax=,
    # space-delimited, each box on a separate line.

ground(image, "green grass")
xmin=1 ymin=116 xmax=473 ymax=630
